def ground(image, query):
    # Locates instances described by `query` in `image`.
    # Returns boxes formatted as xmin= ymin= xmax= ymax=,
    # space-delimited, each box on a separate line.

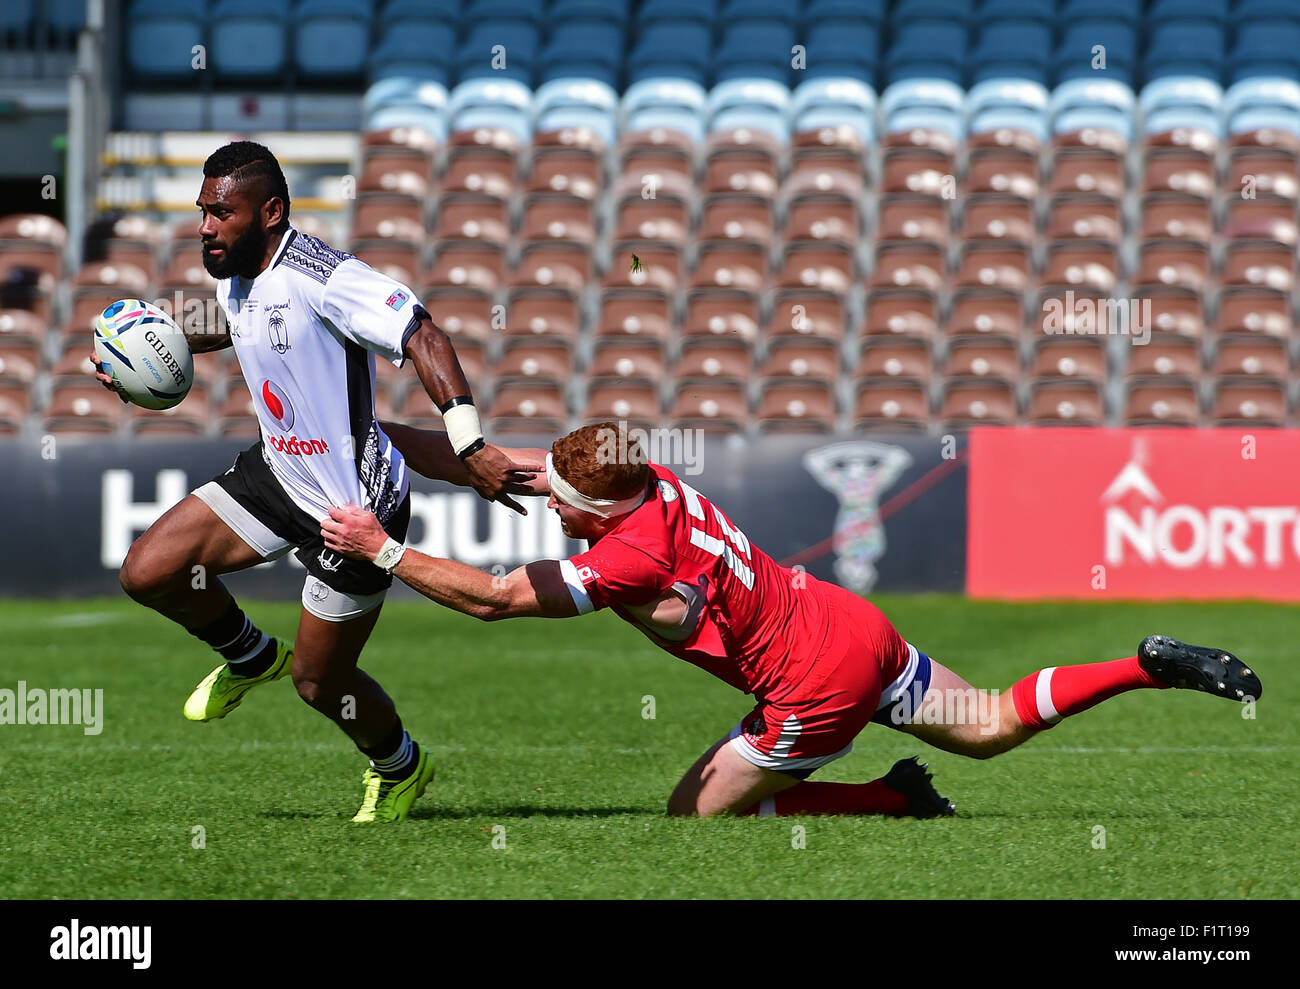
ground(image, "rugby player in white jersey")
xmin=91 ymin=141 xmax=541 ymax=822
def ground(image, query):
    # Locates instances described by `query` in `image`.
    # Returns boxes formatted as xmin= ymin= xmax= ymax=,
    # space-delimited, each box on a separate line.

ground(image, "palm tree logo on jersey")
xmin=261 ymin=379 xmax=295 ymax=431
xmin=268 ymin=308 xmax=289 ymax=354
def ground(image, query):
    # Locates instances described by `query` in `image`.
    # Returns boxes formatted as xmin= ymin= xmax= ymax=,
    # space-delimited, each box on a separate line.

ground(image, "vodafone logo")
xmin=1103 ymin=439 xmax=1300 ymax=569
xmin=261 ymin=379 xmax=294 ymax=431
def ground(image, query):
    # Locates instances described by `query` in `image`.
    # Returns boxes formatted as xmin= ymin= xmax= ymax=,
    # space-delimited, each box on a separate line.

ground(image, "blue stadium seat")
xmin=127 ymin=0 xmax=206 ymax=82
xmin=622 ymin=77 xmax=708 ymax=141
xmin=966 ymin=79 xmax=1050 ymax=141
xmin=708 ymin=78 xmax=791 ymax=140
xmin=384 ymin=0 xmax=459 ymax=21
xmin=791 ymin=76 xmax=876 ymax=144
xmin=891 ymin=0 xmax=974 ymax=22
xmin=715 ymin=22 xmax=797 ymax=85
xmin=294 ymin=0 xmax=370 ymax=82
xmin=970 ymin=21 xmax=1053 ymax=85
xmin=1146 ymin=0 xmax=1228 ymax=23
xmin=636 ymin=0 xmax=717 ymax=28
xmin=1048 ymin=77 xmax=1135 ymax=139
xmin=1054 ymin=21 xmax=1137 ymax=86
xmin=880 ymin=77 xmax=964 ymax=139
xmin=627 ymin=21 xmax=712 ymax=86
xmin=533 ymin=78 xmax=619 ymax=146
xmin=1233 ymin=0 xmax=1300 ymax=17
xmin=884 ymin=21 xmax=968 ymax=85
xmin=1145 ymin=22 xmax=1225 ymax=83
xmin=363 ymin=77 xmax=449 ymax=141
xmin=1228 ymin=21 xmax=1300 ymax=83
xmin=719 ymin=0 xmax=799 ymax=26
xmin=457 ymin=21 xmax=539 ymax=84
xmin=1223 ymin=77 xmax=1300 ymax=136
xmin=210 ymin=0 xmax=289 ymax=81
xmin=1139 ymin=76 xmax=1223 ymax=135
xmin=42 ymin=0 xmax=88 ymax=35
xmin=804 ymin=21 xmax=879 ymax=81
xmin=539 ymin=20 xmax=624 ymax=88
xmin=806 ymin=0 xmax=884 ymax=22
xmin=977 ymin=0 xmax=1056 ymax=22
xmin=549 ymin=0 xmax=631 ymax=26
xmin=0 ymin=0 xmax=33 ymax=34
xmin=463 ymin=0 xmax=546 ymax=24
xmin=370 ymin=22 xmax=455 ymax=84
xmin=1059 ymin=0 xmax=1137 ymax=24
xmin=447 ymin=76 xmax=532 ymax=141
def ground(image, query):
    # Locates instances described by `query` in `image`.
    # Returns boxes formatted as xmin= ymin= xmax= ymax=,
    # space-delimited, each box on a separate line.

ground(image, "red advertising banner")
xmin=968 ymin=427 xmax=1300 ymax=600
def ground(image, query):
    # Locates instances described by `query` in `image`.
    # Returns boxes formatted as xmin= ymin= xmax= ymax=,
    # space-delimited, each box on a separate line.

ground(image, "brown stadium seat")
xmin=1221 ymin=243 xmax=1294 ymax=291
xmin=433 ymin=197 xmax=511 ymax=248
xmin=496 ymin=341 xmax=574 ymax=387
xmin=350 ymin=247 xmax=418 ymax=288
xmin=589 ymin=340 xmax=666 ymax=386
xmin=965 ymin=154 xmax=1038 ymax=201
xmin=393 ymin=387 xmax=446 ymax=428
xmin=350 ymin=226 xmax=428 ymax=274
xmin=706 ymin=128 xmax=782 ymax=174
xmin=1052 ymin=127 xmax=1128 ymax=158
xmin=50 ymin=344 xmax=103 ymax=381
xmin=1146 ymin=293 xmax=1206 ymax=339
xmin=0 ymin=213 xmax=66 ymax=281
xmin=1124 ymin=379 xmax=1202 ymax=425
xmin=853 ymin=379 xmax=931 ymax=430
xmin=1126 ymin=336 xmax=1202 ymax=381
xmin=1046 ymin=197 xmax=1122 ymax=245
xmin=676 ymin=340 xmax=751 ymax=385
xmin=370 ymin=347 xmax=408 ymax=393
xmin=359 ymin=156 xmax=433 ymax=200
xmin=1027 ymin=380 xmax=1106 ymax=425
xmin=613 ymin=178 xmax=693 ymax=246
xmin=782 ymin=168 xmax=863 ymax=240
xmin=953 ymin=244 xmax=1031 ymax=295
xmin=1144 ymin=127 xmax=1218 ymax=161
xmin=159 ymin=244 xmax=217 ymax=291
xmin=862 ymin=291 xmax=939 ymax=341
xmin=703 ymin=158 xmax=779 ymax=204
xmin=938 ymin=379 xmax=1017 ymax=427
xmin=501 ymin=291 xmax=580 ymax=346
xmin=423 ymin=297 xmax=492 ymax=347
xmin=855 ymin=339 xmax=931 ymax=386
xmin=869 ymin=244 xmax=945 ymax=295
xmin=756 ymin=380 xmax=836 ymax=433
xmin=364 ymin=124 xmax=437 ymax=157
xmin=791 ymin=125 xmax=867 ymax=172
xmin=699 ymin=199 xmax=775 ymax=251
xmin=73 ymin=260 xmax=150 ymax=294
xmin=760 ymin=340 xmax=839 ymax=387
xmin=1030 ymin=337 xmax=1108 ymax=386
xmin=1048 ymin=154 xmax=1125 ymax=201
xmin=446 ymin=124 xmax=521 ymax=163
xmin=1222 ymin=198 xmax=1298 ymax=246
xmin=943 ymin=337 xmax=1019 ymax=383
xmin=1210 ymin=380 xmax=1288 ymax=426
xmin=0 ymin=308 xmax=47 ymax=345
xmin=881 ymin=199 xmax=952 ymax=246
xmin=959 ymin=197 xmax=1032 ymax=245
xmin=1229 ymin=127 xmax=1300 ymax=158
xmin=371 ymin=383 xmax=400 ymax=424
xmin=517 ymin=238 xmax=592 ymax=281
xmin=881 ymin=153 xmax=955 ymax=199
xmin=0 ymin=383 xmax=29 ymax=433
xmin=0 ymin=250 xmax=57 ymax=322
xmin=1212 ymin=335 xmax=1289 ymax=382
xmin=946 ymin=293 xmax=1023 ymax=338
xmin=44 ymin=381 xmax=129 ymax=434
xmin=1224 ymin=153 xmax=1298 ymax=202
xmin=525 ymin=156 xmax=601 ymax=204
xmin=682 ymin=293 xmax=760 ymax=344
xmin=969 ymin=128 xmax=1041 ymax=158
xmin=604 ymin=244 xmax=682 ymax=295
xmin=1141 ymin=156 xmax=1214 ymax=200
xmin=690 ymin=244 xmax=766 ymax=298
xmin=129 ymin=384 xmax=211 ymax=437
xmin=487 ymin=381 xmax=568 ymax=433
xmin=885 ymin=127 xmax=958 ymax=161
xmin=767 ymin=295 xmax=844 ymax=344
xmin=530 ymin=125 xmax=604 ymax=172
xmin=619 ymin=128 xmax=695 ymax=180
xmin=1139 ymin=195 xmax=1213 ymax=244
xmin=422 ymin=248 xmax=501 ymax=298
xmin=583 ymin=380 xmax=661 ymax=428
xmin=669 ymin=381 xmax=749 ymax=433
xmin=1215 ymin=290 xmax=1288 ymax=338
xmin=1135 ymin=241 xmax=1211 ymax=293
xmin=0 ymin=340 xmax=39 ymax=387
xmin=1041 ymin=243 xmax=1119 ymax=294
xmin=84 ymin=215 xmax=162 ymax=279
xmin=508 ymin=252 xmax=585 ymax=298
xmin=597 ymin=291 xmax=672 ymax=343
xmin=441 ymin=155 xmax=515 ymax=204
xmin=519 ymin=197 xmax=596 ymax=249
xmin=775 ymin=244 xmax=854 ymax=299
xmin=351 ymin=195 xmax=425 ymax=237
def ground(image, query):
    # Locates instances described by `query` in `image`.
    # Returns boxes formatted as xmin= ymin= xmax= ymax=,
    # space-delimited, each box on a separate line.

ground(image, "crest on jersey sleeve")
xmin=576 ymin=564 xmax=600 ymax=584
xmin=385 ymin=289 xmax=409 ymax=310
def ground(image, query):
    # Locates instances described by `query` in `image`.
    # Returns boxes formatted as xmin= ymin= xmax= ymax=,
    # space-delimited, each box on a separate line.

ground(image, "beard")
xmin=202 ymin=221 xmax=269 ymax=279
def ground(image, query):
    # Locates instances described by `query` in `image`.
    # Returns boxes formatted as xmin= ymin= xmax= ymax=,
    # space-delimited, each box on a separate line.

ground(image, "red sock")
xmin=742 ymin=779 xmax=909 ymax=817
xmin=1012 ymin=655 xmax=1169 ymax=731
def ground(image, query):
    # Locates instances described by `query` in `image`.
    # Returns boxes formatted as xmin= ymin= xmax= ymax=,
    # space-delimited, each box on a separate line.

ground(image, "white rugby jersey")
xmin=216 ymin=226 xmax=425 ymax=525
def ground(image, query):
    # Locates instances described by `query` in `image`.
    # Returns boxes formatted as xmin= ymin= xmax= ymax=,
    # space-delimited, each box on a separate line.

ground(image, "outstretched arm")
xmin=380 ymin=420 xmax=549 ymax=496
xmin=321 ymin=504 xmax=576 ymax=620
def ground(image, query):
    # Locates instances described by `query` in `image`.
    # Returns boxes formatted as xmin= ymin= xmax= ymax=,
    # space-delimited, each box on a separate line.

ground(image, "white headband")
xmin=546 ymin=452 xmax=647 ymax=519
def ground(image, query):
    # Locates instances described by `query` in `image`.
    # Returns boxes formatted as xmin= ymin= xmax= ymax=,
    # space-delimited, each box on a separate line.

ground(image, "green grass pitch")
xmin=0 ymin=594 xmax=1294 ymax=899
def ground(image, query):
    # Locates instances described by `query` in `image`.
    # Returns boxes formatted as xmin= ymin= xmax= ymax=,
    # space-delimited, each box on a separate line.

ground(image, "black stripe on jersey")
xmin=344 ymin=339 xmax=402 ymax=526
xmin=280 ymin=231 xmax=356 ymax=286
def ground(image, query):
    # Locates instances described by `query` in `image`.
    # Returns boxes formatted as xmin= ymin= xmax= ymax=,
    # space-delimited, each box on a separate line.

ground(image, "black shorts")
xmin=196 ymin=441 xmax=410 ymax=596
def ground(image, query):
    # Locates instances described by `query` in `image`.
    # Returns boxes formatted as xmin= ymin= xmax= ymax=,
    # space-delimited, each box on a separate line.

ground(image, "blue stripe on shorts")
xmin=871 ymin=649 xmax=933 ymax=730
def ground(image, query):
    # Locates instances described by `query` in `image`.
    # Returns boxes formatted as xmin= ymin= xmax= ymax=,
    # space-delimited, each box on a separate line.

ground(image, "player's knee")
xmin=119 ymin=542 xmax=180 ymax=603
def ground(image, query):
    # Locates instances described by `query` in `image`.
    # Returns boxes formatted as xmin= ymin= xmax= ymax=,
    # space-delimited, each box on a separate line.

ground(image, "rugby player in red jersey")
xmin=325 ymin=422 xmax=1262 ymax=818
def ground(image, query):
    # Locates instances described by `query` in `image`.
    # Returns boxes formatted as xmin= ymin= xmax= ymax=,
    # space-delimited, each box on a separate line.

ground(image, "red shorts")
xmin=727 ymin=587 xmax=928 ymax=778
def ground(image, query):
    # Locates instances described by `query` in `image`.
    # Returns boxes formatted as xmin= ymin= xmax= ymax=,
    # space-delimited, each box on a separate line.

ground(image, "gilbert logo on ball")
xmin=93 ymin=299 xmax=194 ymax=410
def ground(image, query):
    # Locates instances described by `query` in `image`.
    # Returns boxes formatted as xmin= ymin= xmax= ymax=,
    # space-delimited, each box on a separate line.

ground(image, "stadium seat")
xmin=635 ymin=0 xmax=717 ymax=29
xmin=45 ymin=382 xmax=129 ymax=435
xmin=1212 ymin=336 xmax=1289 ymax=383
xmin=699 ymin=200 xmax=774 ymax=252
xmin=1215 ymin=289 xmax=1290 ymax=338
xmin=0 ymin=309 xmax=45 ymax=347
xmin=550 ymin=0 xmax=631 ymax=26
xmin=1124 ymin=380 xmax=1202 ymax=425
xmin=293 ymin=0 xmax=370 ymax=82
xmin=424 ymin=297 xmax=493 ymax=347
xmin=881 ymin=198 xmax=951 ymax=246
xmin=791 ymin=78 xmax=876 ymax=146
xmin=1044 ymin=199 xmax=1121 ymax=246
xmin=447 ymin=78 xmax=532 ymax=144
xmin=880 ymin=78 xmax=965 ymax=140
xmin=465 ymin=0 xmax=546 ymax=23
xmin=801 ymin=23 xmax=880 ymax=85
xmin=943 ymin=336 xmax=1019 ymax=383
xmin=1027 ymin=380 xmax=1106 ymax=425
xmin=363 ymin=77 xmax=449 ymax=141
xmin=626 ymin=21 xmax=712 ymax=87
xmin=676 ymin=340 xmax=752 ymax=386
xmin=681 ymin=291 xmax=761 ymax=346
xmin=969 ymin=22 xmax=1053 ymax=86
xmin=1223 ymin=79 xmax=1300 ymax=139
xmin=127 ymin=0 xmax=206 ymax=82
xmin=1049 ymin=78 xmax=1135 ymax=140
xmin=707 ymin=79 xmax=792 ymax=142
xmin=487 ymin=381 xmax=569 ymax=433
xmin=210 ymin=0 xmax=290 ymax=81
xmin=714 ymin=22 xmax=797 ymax=85
xmin=597 ymin=292 xmax=672 ymax=344
xmin=669 ymin=381 xmax=749 ymax=433
xmin=1227 ymin=20 xmax=1300 ymax=83
xmin=1030 ymin=337 xmax=1108 ymax=387
xmin=583 ymin=380 xmax=661 ymax=429
xmin=938 ymin=379 xmax=1018 ymax=428
xmin=456 ymin=20 xmax=539 ymax=84
xmin=589 ymin=341 xmax=666 ymax=387
xmin=1140 ymin=77 xmax=1223 ymax=136
xmin=884 ymin=19 xmax=968 ymax=86
xmin=622 ymin=79 xmax=709 ymax=142
xmin=500 ymin=291 xmax=581 ymax=346
xmin=1139 ymin=195 xmax=1212 ymax=245
xmin=532 ymin=79 xmax=619 ymax=146
xmin=1210 ymin=380 xmax=1288 ymax=426
xmin=760 ymin=340 xmax=840 ymax=388
xmin=756 ymin=381 xmax=837 ymax=433
xmin=855 ymin=339 xmax=931 ymax=386
xmin=862 ymin=291 xmax=939 ymax=341
xmin=1127 ymin=336 xmax=1202 ymax=382
xmin=496 ymin=341 xmax=574 ymax=388
xmin=766 ymin=296 xmax=844 ymax=344
xmin=853 ymin=380 xmax=931 ymax=430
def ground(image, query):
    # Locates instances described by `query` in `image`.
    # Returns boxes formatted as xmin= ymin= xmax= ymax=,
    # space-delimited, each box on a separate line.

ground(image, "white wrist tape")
xmin=442 ymin=403 xmax=483 ymax=457
xmin=373 ymin=537 xmax=407 ymax=574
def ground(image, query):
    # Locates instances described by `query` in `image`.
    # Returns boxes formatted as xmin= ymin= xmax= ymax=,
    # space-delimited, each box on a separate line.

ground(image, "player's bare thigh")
xmin=893 ymin=659 xmax=1030 ymax=758
xmin=119 ymin=493 xmax=267 ymax=598
xmin=667 ymin=737 xmax=801 ymax=817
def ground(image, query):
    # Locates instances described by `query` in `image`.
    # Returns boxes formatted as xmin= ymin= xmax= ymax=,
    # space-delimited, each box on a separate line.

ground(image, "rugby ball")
xmin=93 ymin=299 xmax=193 ymax=410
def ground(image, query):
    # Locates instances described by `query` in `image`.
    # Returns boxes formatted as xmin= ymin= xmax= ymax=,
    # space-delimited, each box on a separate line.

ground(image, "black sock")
xmin=361 ymin=717 xmax=417 ymax=779
xmin=192 ymin=601 xmax=276 ymax=677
